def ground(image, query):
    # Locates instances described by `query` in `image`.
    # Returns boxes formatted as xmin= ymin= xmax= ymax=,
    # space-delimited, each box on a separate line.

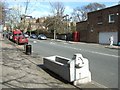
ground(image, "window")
xmin=109 ymin=14 xmax=115 ymax=23
xmin=97 ymin=16 xmax=103 ymax=24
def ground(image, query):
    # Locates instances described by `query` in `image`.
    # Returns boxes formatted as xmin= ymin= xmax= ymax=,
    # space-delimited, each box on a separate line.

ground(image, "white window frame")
xmin=109 ymin=14 xmax=115 ymax=23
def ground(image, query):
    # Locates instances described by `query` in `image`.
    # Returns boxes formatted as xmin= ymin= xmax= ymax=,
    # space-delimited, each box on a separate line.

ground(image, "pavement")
xmin=0 ymin=34 xmax=116 ymax=90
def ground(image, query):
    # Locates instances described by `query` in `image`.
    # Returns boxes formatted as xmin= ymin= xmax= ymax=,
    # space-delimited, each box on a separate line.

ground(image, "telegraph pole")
xmin=25 ymin=0 xmax=30 ymax=15
xmin=23 ymin=0 xmax=30 ymax=33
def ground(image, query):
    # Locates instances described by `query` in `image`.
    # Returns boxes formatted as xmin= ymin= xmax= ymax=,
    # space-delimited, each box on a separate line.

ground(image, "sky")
xmin=4 ymin=0 xmax=120 ymax=18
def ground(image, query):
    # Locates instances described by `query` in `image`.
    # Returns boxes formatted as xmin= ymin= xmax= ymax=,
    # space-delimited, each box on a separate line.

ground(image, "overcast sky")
xmin=5 ymin=0 xmax=120 ymax=18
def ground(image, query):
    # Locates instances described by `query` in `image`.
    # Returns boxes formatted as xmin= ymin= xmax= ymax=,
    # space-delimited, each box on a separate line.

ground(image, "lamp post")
xmin=28 ymin=17 xmax=32 ymax=36
xmin=23 ymin=15 xmax=32 ymax=36
xmin=62 ymin=14 xmax=72 ymax=33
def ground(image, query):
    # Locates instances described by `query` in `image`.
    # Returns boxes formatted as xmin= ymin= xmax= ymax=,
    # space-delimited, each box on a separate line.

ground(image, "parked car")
xmin=12 ymin=29 xmax=28 ymax=44
xmin=30 ymin=34 xmax=37 ymax=39
xmin=24 ymin=33 xmax=29 ymax=38
xmin=38 ymin=34 xmax=47 ymax=40
xmin=9 ymin=33 xmax=13 ymax=40
xmin=6 ymin=32 xmax=11 ymax=38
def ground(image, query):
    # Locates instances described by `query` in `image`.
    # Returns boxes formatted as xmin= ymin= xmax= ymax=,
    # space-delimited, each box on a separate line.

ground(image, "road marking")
xmin=50 ymin=42 xmax=55 ymax=45
xmin=33 ymin=41 xmax=37 ymax=43
xmin=56 ymin=44 xmax=119 ymax=58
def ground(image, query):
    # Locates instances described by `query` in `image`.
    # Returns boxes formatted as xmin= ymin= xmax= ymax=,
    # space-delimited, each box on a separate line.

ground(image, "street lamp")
xmin=62 ymin=14 xmax=72 ymax=33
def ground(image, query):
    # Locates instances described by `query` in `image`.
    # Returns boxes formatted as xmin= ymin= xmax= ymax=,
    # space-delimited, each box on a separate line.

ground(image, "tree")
xmin=0 ymin=1 xmax=19 ymax=31
xmin=49 ymin=2 xmax=65 ymax=39
xmin=44 ymin=16 xmax=55 ymax=33
xmin=118 ymin=1 xmax=120 ymax=4
xmin=5 ymin=6 xmax=22 ymax=30
xmin=84 ymin=3 xmax=106 ymax=12
xmin=72 ymin=2 xmax=106 ymax=22
xmin=0 ymin=1 xmax=7 ymax=25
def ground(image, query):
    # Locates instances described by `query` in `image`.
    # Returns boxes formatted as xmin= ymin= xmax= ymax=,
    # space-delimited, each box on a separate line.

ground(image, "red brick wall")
xmin=76 ymin=21 xmax=88 ymax=42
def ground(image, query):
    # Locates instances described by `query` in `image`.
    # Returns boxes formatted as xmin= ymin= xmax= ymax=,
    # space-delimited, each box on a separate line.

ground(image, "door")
xmin=99 ymin=32 xmax=118 ymax=45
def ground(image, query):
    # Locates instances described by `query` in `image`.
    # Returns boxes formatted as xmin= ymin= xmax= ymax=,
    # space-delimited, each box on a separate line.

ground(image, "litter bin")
xmin=26 ymin=44 xmax=32 ymax=55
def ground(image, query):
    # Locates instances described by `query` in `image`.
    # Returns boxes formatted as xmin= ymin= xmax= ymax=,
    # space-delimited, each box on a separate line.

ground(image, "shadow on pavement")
xmin=37 ymin=64 xmax=70 ymax=84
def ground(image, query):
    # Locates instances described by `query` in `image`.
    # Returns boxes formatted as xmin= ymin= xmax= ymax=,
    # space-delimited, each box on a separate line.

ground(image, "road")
xmin=29 ymin=39 xmax=119 ymax=88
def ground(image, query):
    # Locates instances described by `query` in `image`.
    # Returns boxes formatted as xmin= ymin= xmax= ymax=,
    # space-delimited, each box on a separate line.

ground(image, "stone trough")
xmin=43 ymin=54 xmax=91 ymax=85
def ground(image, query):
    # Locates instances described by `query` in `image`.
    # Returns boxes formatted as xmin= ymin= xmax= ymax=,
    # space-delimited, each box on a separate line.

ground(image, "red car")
xmin=12 ymin=29 xmax=28 ymax=44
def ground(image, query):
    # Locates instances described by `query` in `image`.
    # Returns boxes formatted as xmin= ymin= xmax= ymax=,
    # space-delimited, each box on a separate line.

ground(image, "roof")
xmin=88 ymin=4 xmax=120 ymax=14
xmin=13 ymin=29 xmax=22 ymax=34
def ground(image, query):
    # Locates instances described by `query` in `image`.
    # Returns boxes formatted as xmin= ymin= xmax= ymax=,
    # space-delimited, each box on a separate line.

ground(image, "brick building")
xmin=20 ymin=16 xmax=47 ymax=34
xmin=77 ymin=5 xmax=120 ymax=45
xmin=0 ymin=5 xmax=2 ymax=21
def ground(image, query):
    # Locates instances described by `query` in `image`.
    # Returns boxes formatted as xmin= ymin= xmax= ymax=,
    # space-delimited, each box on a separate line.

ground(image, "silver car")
xmin=38 ymin=34 xmax=47 ymax=40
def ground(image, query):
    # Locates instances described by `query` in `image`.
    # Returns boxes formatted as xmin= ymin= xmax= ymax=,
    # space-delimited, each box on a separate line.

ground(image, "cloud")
xmin=28 ymin=11 xmax=51 ymax=18
xmin=27 ymin=4 xmax=74 ymax=18
xmin=7 ymin=2 xmax=51 ymax=16
xmin=27 ymin=3 xmax=52 ymax=18
xmin=64 ymin=6 xmax=73 ymax=15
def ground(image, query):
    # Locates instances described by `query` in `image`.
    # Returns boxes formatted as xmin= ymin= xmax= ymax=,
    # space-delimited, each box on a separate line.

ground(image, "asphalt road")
xmin=29 ymin=39 xmax=119 ymax=88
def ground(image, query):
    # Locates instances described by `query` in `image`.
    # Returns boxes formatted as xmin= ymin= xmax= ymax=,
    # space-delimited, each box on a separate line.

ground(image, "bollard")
xmin=25 ymin=44 xmax=32 ymax=55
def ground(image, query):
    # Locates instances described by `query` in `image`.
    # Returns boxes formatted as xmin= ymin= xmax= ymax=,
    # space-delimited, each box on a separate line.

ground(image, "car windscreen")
xmin=39 ymin=34 xmax=45 ymax=37
xmin=14 ymin=33 xmax=22 ymax=36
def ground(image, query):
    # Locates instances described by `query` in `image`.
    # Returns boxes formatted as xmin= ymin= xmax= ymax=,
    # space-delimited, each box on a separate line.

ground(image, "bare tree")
xmin=118 ymin=1 xmax=120 ymax=4
xmin=72 ymin=2 xmax=106 ymax=22
xmin=72 ymin=6 xmax=87 ymax=22
xmin=49 ymin=2 xmax=65 ymax=39
xmin=0 ymin=1 xmax=8 ymax=26
xmin=84 ymin=3 xmax=105 ymax=12
xmin=44 ymin=16 xmax=54 ymax=32
xmin=5 ymin=6 xmax=22 ymax=30
xmin=0 ymin=1 xmax=20 ymax=31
